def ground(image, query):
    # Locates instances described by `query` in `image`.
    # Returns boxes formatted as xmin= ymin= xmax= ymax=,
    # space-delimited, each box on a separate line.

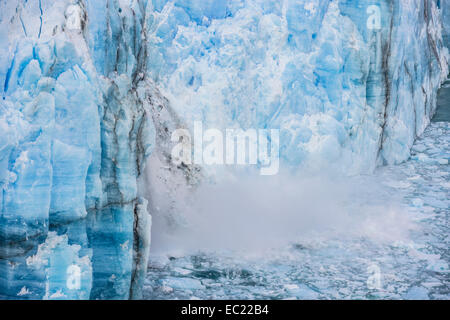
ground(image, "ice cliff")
xmin=442 ymin=0 xmax=450 ymax=46
xmin=0 ymin=0 xmax=154 ymax=299
xmin=146 ymin=0 xmax=448 ymax=173
xmin=0 ymin=0 xmax=448 ymax=299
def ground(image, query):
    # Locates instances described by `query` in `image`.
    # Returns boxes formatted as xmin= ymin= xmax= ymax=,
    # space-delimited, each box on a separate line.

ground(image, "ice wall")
xmin=0 ymin=0 xmax=154 ymax=299
xmin=442 ymin=0 xmax=450 ymax=47
xmin=146 ymin=0 xmax=448 ymax=173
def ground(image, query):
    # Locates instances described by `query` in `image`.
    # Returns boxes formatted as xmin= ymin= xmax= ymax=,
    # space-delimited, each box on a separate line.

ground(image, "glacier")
xmin=0 ymin=0 xmax=449 ymax=299
xmin=146 ymin=0 xmax=448 ymax=173
xmin=0 ymin=0 xmax=155 ymax=299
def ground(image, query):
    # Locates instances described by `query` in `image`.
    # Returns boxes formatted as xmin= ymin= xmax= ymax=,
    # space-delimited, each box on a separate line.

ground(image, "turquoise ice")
xmin=0 ymin=0 xmax=154 ymax=299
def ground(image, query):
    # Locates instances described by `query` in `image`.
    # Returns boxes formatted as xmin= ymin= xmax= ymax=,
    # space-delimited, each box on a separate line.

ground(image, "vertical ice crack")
xmin=377 ymin=5 xmax=394 ymax=163
xmin=19 ymin=8 xmax=27 ymax=37
xmin=38 ymin=0 xmax=43 ymax=38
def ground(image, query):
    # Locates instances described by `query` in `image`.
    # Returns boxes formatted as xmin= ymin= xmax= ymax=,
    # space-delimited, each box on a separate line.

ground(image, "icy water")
xmin=144 ymin=84 xmax=450 ymax=300
xmin=433 ymin=77 xmax=450 ymax=122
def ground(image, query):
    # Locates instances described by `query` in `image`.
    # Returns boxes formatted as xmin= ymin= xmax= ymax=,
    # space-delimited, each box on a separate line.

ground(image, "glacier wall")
xmin=0 ymin=0 xmax=448 ymax=300
xmin=146 ymin=0 xmax=448 ymax=173
xmin=0 ymin=0 xmax=154 ymax=299
xmin=442 ymin=0 xmax=450 ymax=46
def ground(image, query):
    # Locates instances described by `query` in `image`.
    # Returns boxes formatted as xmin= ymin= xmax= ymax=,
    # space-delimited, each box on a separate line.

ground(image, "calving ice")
xmin=181 ymin=304 xmax=215 ymax=318
xmin=171 ymin=121 xmax=280 ymax=175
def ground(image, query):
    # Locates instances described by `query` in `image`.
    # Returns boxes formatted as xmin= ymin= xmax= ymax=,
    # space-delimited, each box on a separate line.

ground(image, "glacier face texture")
xmin=0 ymin=0 xmax=154 ymax=299
xmin=146 ymin=0 xmax=448 ymax=173
xmin=0 ymin=0 xmax=448 ymax=299
xmin=442 ymin=0 xmax=450 ymax=46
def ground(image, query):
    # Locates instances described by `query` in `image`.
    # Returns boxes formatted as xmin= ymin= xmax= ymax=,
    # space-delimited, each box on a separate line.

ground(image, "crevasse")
xmin=0 ymin=0 xmax=448 ymax=299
